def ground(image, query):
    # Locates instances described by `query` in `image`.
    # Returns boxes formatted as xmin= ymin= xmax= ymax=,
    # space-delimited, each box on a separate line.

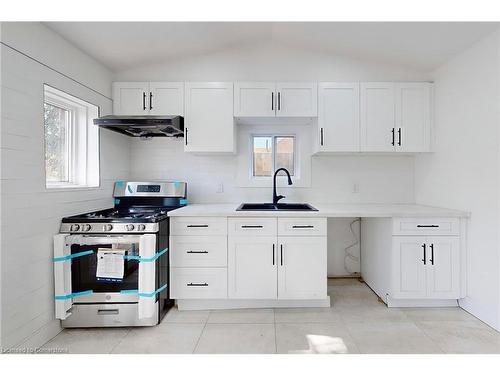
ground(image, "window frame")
xmin=251 ymin=134 xmax=296 ymax=179
xmin=44 ymin=84 xmax=100 ymax=189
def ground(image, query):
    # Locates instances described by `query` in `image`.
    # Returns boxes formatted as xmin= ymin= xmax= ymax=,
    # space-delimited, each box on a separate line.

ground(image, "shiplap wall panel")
xmin=1 ymin=44 xmax=130 ymax=348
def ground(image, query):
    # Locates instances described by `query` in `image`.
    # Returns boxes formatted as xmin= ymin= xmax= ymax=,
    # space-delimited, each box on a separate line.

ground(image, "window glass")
xmin=275 ymin=136 xmax=295 ymax=175
xmin=44 ymin=103 xmax=70 ymax=183
xmin=253 ymin=136 xmax=273 ymax=177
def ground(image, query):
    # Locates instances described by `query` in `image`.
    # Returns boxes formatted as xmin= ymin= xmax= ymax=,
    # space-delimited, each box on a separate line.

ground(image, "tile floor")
xmin=42 ymin=279 xmax=500 ymax=354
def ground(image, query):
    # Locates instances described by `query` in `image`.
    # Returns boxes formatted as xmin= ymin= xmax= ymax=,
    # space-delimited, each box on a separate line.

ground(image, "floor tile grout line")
xmin=192 ymin=311 xmax=210 ymax=354
xmin=108 ymin=328 xmax=132 ymax=354
xmin=411 ymin=321 xmax=446 ymax=354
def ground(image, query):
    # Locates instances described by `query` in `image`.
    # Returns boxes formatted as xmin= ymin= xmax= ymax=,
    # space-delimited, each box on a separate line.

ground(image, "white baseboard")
xmin=176 ymin=297 xmax=331 ymax=310
xmin=387 ymin=297 xmax=458 ymax=308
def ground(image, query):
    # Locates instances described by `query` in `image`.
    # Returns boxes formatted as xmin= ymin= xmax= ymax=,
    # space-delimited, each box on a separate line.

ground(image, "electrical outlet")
xmin=216 ymin=182 xmax=224 ymax=194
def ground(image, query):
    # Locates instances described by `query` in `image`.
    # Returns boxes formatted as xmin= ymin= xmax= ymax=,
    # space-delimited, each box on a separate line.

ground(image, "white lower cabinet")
xmin=277 ymin=236 xmax=327 ymax=299
xmin=391 ymin=236 xmax=460 ymax=299
xmin=228 ymin=236 xmax=277 ymax=299
xmin=227 ymin=217 xmax=328 ymax=301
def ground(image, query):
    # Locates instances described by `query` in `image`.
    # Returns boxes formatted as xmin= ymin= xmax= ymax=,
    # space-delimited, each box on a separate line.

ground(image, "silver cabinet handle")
xmin=186 ymin=250 xmax=208 ymax=254
xmin=187 ymin=283 xmax=208 ymax=287
xmin=97 ymin=309 xmax=119 ymax=315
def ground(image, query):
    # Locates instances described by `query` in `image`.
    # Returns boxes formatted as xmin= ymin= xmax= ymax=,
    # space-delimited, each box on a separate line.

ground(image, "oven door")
xmin=53 ymin=233 xmax=157 ymax=320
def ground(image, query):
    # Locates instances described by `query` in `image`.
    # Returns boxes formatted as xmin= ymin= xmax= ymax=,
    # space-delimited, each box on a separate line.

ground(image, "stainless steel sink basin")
xmin=236 ymin=203 xmax=318 ymax=211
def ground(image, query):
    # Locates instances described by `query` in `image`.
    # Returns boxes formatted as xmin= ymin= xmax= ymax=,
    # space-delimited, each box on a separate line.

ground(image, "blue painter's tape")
xmin=119 ymin=284 xmax=167 ymax=298
xmin=55 ymin=290 xmax=93 ymax=300
xmin=139 ymin=284 xmax=168 ymax=298
xmin=173 ymin=181 xmax=180 ymax=189
xmin=116 ymin=180 xmax=125 ymax=188
xmin=120 ymin=289 xmax=138 ymax=295
xmin=123 ymin=248 xmax=168 ymax=262
xmin=114 ymin=198 xmax=121 ymax=205
xmin=53 ymin=250 xmax=93 ymax=262
xmin=179 ymin=199 xmax=188 ymax=206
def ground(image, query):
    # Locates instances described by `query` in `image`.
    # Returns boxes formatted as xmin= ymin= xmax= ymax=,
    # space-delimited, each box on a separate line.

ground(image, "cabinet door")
xmin=228 ymin=236 xmax=277 ymax=299
xmin=360 ymin=82 xmax=395 ymax=151
xmin=426 ymin=237 xmax=460 ymax=299
xmin=184 ymin=82 xmax=234 ymax=153
xmin=149 ymin=82 xmax=184 ymax=116
xmin=318 ymin=82 xmax=360 ymax=152
xmin=234 ymin=82 xmax=276 ymax=117
xmin=276 ymin=82 xmax=318 ymax=117
xmin=277 ymin=236 xmax=327 ymax=299
xmin=112 ymin=82 xmax=149 ymax=115
xmin=391 ymin=237 xmax=427 ymax=299
xmin=395 ymin=83 xmax=431 ymax=152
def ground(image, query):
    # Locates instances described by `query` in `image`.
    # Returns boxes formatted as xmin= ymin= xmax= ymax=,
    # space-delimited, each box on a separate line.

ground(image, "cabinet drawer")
xmin=171 ymin=217 xmax=227 ymax=236
xmin=170 ymin=268 xmax=227 ymax=299
xmin=278 ymin=218 xmax=327 ymax=236
xmin=170 ymin=236 xmax=227 ymax=267
xmin=228 ymin=217 xmax=277 ymax=236
xmin=393 ymin=218 xmax=459 ymax=236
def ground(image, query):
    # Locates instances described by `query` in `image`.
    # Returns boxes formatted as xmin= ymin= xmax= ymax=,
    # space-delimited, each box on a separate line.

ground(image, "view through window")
xmin=252 ymin=135 xmax=295 ymax=177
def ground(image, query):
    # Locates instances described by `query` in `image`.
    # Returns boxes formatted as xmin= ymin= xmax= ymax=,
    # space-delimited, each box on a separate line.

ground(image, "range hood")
xmin=93 ymin=115 xmax=184 ymax=138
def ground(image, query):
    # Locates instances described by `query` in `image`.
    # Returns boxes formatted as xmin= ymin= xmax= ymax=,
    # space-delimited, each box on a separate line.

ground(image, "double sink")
xmin=236 ymin=203 xmax=318 ymax=211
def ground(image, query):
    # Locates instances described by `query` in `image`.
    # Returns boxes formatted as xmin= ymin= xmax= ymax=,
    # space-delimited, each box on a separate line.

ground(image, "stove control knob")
xmin=137 ymin=224 xmax=146 ymax=231
xmin=126 ymin=224 xmax=135 ymax=231
xmin=71 ymin=224 xmax=80 ymax=232
xmin=83 ymin=224 xmax=92 ymax=232
xmin=104 ymin=224 xmax=113 ymax=231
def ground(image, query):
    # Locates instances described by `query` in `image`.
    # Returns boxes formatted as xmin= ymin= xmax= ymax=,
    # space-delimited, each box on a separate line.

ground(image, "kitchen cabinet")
xmin=234 ymin=82 xmax=317 ymax=117
xmin=112 ymin=82 xmax=184 ymax=116
xmin=391 ymin=236 xmax=460 ymax=299
xmin=360 ymin=82 xmax=432 ymax=152
xmin=234 ymin=82 xmax=276 ymax=117
xmin=228 ymin=236 xmax=278 ymax=299
xmin=184 ymin=82 xmax=235 ymax=153
xmin=317 ymin=82 xmax=360 ymax=152
xmin=360 ymin=82 xmax=395 ymax=152
xmin=277 ymin=236 xmax=327 ymax=299
xmin=226 ymin=217 xmax=327 ymax=301
xmin=395 ymin=82 xmax=432 ymax=152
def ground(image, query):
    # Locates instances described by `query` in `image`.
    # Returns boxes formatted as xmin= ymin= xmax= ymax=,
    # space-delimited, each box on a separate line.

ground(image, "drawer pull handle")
xmin=292 ymin=225 xmax=314 ymax=229
xmin=241 ymin=225 xmax=263 ymax=228
xmin=97 ymin=309 xmax=119 ymax=315
xmin=187 ymin=283 xmax=208 ymax=287
xmin=187 ymin=224 xmax=209 ymax=228
xmin=186 ymin=250 xmax=208 ymax=254
xmin=416 ymin=225 xmax=440 ymax=228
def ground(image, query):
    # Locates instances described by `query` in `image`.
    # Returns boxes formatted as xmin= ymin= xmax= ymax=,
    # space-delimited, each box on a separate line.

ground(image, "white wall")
xmin=414 ymin=31 xmax=500 ymax=330
xmin=0 ymin=23 xmax=130 ymax=348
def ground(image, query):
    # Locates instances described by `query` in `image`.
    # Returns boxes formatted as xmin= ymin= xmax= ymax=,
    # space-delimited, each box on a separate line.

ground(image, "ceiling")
xmin=44 ymin=22 xmax=499 ymax=72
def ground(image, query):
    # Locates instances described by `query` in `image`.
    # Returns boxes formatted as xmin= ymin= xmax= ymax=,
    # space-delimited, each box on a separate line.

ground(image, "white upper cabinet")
xmin=234 ymin=82 xmax=317 ymax=117
xmin=113 ymin=82 xmax=184 ymax=116
xmin=276 ymin=82 xmax=318 ymax=117
xmin=395 ymin=82 xmax=432 ymax=152
xmin=149 ymin=82 xmax=184 ymax=116
xmin=317 ymin=82 xmax=360 ymax=152
xmin=360 ymin=82 xmax=432 ymax=152
xmin=234 ymin=82 xmax=276 ymax=117
xmin=113 ymin=82 xmax=150 ymax=115
xmin=184 ymin=82 xmax=235 ymax=153
xmin=360 ymin=82 xmax=396 ymax=152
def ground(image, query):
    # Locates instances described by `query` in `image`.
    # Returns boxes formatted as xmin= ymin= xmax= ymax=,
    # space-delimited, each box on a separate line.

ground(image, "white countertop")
xmin=168 ymin=203 xmax=469 ymax=218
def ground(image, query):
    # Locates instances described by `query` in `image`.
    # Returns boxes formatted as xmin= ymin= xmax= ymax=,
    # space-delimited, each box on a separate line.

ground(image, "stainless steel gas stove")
xmin=53 ymin=181 xmax=187 ymax=328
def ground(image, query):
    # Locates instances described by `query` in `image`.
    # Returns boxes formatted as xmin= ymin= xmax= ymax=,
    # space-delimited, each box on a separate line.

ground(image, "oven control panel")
xmin=60 ymin=222 xmax=159 ymax=234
